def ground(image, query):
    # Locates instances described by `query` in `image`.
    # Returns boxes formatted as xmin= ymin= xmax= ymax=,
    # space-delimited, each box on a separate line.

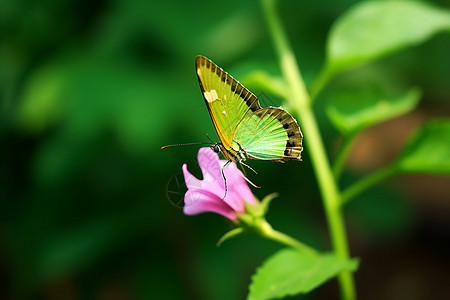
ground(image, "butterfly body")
xmin=217 ymin=142 xmax=247 ymax=163
xmin=196 ymin=56 xmax=303 ymax=165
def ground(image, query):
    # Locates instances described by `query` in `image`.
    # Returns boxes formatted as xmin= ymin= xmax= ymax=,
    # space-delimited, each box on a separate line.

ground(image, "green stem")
xmin=333 ymin=132 xmax=358 ymax=180
xmin=261 ymin=0 xmax=355 ymax=299
xmin=310 ymin=67 xmax=332 ymax=102
xmin=255 ymin=218 xmax=317 ymax=255
xmin=341 ymin=165 xmax=397 ymax=205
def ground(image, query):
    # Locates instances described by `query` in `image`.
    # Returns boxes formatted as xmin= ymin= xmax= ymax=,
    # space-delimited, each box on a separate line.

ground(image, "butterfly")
xmin=195 ymin=56 xmax=303 ymax=186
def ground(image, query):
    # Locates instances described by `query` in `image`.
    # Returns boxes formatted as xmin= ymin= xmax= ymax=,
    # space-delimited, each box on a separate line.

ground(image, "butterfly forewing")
xmin=196 ymin=56 xmax=262 ymax=150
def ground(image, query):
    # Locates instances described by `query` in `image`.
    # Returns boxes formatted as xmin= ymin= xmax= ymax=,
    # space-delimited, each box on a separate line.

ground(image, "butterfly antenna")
xmin=206 ymin=133 xmax=214 ymax=143
xmin=161 ymin=142 xmax=210 ymax=150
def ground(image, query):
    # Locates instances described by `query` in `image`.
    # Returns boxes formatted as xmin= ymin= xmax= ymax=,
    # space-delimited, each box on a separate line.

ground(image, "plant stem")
xmin=341 ymin=165 xmax=397 ymax=205
xmin=310 ymin=67 xmax=332 ymax=102
xmin=261 ymin=0 xmax=356 ymax=299
xmin=255 ymin=218 xmax=317 ymax=255
xmin=333 ymin=132 xmax=358 ymax=180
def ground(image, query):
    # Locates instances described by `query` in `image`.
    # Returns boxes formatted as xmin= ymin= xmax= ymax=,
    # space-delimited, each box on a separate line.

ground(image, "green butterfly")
xmin=196 ymin=56 xmax=303 ymax=174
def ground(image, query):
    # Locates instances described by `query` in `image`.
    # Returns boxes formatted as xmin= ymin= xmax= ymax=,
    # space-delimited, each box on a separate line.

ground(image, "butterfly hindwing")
xmin=234 ymin=107 xmax=302 ymax=161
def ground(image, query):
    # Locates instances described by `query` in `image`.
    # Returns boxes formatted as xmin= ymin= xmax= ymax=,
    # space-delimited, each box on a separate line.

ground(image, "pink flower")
xmin=182 ymin=147 xmax=256 ymax=221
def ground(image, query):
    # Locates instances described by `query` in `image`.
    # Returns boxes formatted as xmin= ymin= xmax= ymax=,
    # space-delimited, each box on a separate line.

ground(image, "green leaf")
xmin=242 ymin=70 xmax=288 ymax=99
xmin=216 ymin=227 xmax=245 ymax=246
xmin=248 ymin=249 xmax=359 ymax=300
xmin=326 ymin=1 xmax=450 ymax=75
xmin=395 ymin=119 xmax=450 ymax=174
xmin=259 ymin=192 xmax=278 ymax=216
xmin=326 ymin=87 xmax=420 ymax=135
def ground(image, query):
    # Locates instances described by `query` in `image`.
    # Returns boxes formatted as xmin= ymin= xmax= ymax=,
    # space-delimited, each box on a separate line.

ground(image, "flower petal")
xmin=182 ymin=163 xmax=204 ymax=192
xmin=197 ymin=148 xmax=224 ymax=188
xmin=182 ymin=147 xmax=256 ymax=221
xmin=183 ymin=189 xmax=238 ymax=221
xmin=182 ymin=161 xmax=223 ymax=200
xmin=222 ymin=162 xmax=256 ymax=212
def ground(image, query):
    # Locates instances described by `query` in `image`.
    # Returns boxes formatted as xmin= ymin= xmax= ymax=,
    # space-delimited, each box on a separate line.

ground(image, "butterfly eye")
xmin=211 ymin=144 xmax=221 ymax=153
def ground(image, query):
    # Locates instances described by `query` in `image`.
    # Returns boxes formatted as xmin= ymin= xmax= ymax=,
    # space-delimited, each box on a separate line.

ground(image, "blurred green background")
xmin=1 ymin=0 xmax=450 ymax=299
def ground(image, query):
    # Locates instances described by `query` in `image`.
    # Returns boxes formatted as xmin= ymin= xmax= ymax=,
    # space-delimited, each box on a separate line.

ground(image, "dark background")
xmin=1 ymin=0 xmax=450 ymax=299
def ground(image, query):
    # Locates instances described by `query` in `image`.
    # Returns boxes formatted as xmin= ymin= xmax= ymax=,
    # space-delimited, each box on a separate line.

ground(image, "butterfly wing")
xmin=196 ymin=56 xmax=262 ymax=151
xmin=234 ymin=107 xmax=303 ymax=161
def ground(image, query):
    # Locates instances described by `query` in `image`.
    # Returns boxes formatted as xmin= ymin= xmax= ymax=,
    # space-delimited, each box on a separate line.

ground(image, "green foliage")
xmin=263 ymin=1 xmax=450 ymax=296
xmin=326 ymin=0 xmax=450 ymax=75
xmin=248 ymin=249 xmax=358 ymax=300
xmin=343 ymin=119 xmax=450 ymax=203
xmin=324 ymin=1 xmax=450 ymax=208
xmin=326 ymin=87 xmax=420 ymax=135
xmin=396 ymin=119 xmax=450 ymax=174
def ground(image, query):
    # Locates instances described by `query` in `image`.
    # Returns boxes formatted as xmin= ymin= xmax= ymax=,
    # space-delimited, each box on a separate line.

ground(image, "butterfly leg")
xmin=240 ymin=161 xmax=258 ymax=175
xmin=242 ymin=173 xmax=261 ymax=189
xmin=221 ymin=159 xmax=232 ymax=199
xmin=238 ymin=162 xmax=261 ymax=188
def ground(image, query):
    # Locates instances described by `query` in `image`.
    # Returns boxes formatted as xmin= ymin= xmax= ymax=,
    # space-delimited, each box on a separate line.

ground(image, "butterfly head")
xmin=210 ymin=143 xmax=222 ymax=154
xmin=210 ymin=141 xmax=248 ymax=164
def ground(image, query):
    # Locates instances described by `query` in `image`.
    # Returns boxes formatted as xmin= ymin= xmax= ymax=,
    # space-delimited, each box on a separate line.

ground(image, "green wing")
xmin=234 ymin=107 xmax=303 ymax=161
xmin=196 ymin=56 xmax=261 ymax=150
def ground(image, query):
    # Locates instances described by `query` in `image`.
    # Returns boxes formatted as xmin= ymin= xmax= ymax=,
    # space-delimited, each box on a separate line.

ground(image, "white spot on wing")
xmin=204 ymin=89 xmax=219 ymax=103
xmin=222 ymin=110 xmax=227 ymax=115
xmin=197 ymin=68 xmax=202 ymax=76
